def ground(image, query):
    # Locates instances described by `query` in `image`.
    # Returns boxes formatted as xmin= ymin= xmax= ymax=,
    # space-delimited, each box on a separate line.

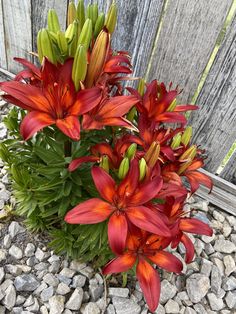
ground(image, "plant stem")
xmin=64 ymin=140 xmax=72 ymax=157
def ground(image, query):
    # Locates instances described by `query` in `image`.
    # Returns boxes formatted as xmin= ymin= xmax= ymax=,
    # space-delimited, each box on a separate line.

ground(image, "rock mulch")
xmin=0 ymin=98 xmax=236 ymax=313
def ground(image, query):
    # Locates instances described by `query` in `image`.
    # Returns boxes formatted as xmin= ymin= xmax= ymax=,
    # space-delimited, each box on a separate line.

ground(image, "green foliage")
xmin=1 ymin=107 xmax=113 ymax=268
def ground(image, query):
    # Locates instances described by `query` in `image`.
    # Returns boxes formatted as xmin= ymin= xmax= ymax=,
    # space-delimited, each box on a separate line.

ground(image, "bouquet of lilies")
xmin=0 ymin=1 xmax=213 ymax=311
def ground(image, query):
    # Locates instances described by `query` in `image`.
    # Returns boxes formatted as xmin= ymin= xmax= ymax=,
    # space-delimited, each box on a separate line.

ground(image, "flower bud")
xmin=66 ymin=20 xmax=80 ymax=57
xmin=57 ymin=31 xmax=68 ymax=55
xmin=105 ymin=2 xmax=117 ymax=34
xmin=37 ymin=28 xmax=56 ymax=64
xmin=167 ymin=98 xmax=177 ymax=112
xmin=179 ymin=145 xmax=197 ymax=162
xmin=126 ymin=143 xmax=137 ymax=160
xmin=78 ymin=18 xmax=93 ymax=50
xmin=47 ymin=9 xmax=60 ymax=33
xmin=100 ymin=155 xmax=109 ymax=173
xmin=67 ymin=2 xmax=77 ymax=26
xmin=178 ymin=160 xmax=192 ymax=175
xmin=85 ymin=29 xmax=110 ymax=87
xmin=171 ymin=133 xmax=181 ymax=149
xmin=72 ymin=44 xmax=87 ymax=90
xmin=139 ymin=158 xmax=147 ymax=181
xmin=76 ymin=0 xmax=85 ymax=27
xmin=118 ymin=157 xmax=129 ymax=179
xmin=138 ymin=78 xmax=145 ymax=96
xmin=144 ymin=141 xmax=160 ymax=168
xmin=94 ymin=13 xmax=105 ymax=38
xmin=181 ymin=126 xmax=192 ymax=146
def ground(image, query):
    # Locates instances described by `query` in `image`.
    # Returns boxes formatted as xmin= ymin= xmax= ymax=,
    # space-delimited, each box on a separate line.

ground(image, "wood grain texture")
xmin=146 ymin=0 xmax=232 ymax=103
xmin=2 ymin=0 xmax=32 ymax=73
xmin=221 ymin=150 xmax=236 ymax=184
xmin=0 ymin=0 xmax=7 ymax=69
xmin=31 ymin=0 xmax=68 ymax=54
xmin=190 ymin=14 xmax=236 ymax=174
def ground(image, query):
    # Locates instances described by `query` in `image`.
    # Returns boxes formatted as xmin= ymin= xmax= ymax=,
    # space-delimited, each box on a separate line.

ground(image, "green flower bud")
xmin=72 ymin=44 xmax=87 ymax=90
xmin=76 ymin=0 xmax=85 ymax=27
xmin=67 ymin=2 xmax=77 ymax=26
xmin=94 ymin=13 xmax=105 ymax=38
xmin=100 ymin=155 xmax=109 ymax=173
xmin=78 ymin=18 xmax=93 ymax=50
xmin=48 ymin=9 xmax=60 ymax=33
xmin=139 ymin=158 xmax=147 ymax=181
xmin=118 ymin=157 xmax=129 ymax=180
xmin=171 ymin=133 xmax=182 ymax=149
xmin=138 ymin=78 xmax=145 ymax=96
xmin=167 ymin=98 xmax=177 ymax=112
xmin=181 ymin=126 xmax=192 ymax=146
xmin=126 ymin=143 xmax=137 ymax=160
xmin=105 ymin=2 xmax=117 ymax=34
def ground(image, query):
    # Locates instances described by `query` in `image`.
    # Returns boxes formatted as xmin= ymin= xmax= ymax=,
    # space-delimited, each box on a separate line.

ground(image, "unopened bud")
xmin=65 ymin=20 xmax=80 ymax=57
xmin=171 ymin=133 xmax=182 ymax=149
xmin=90 ymin=4 xmax=98 ymax=28
xmin=57 ymin=31 xmax=68 ymax=55
xmin=167 ymin=98 xmax=177 ymax=112
xmin=37 ymin=28 xmax=56 ymax=64
xmin=126 ymin=143 xmax=137 ymax=160
xmin=76 ymin=0 xmax=85 ymax=27
xmin=144 ymin=142 xmax=160 ymax=168
xmin=105 ymin=2 xmax=117 ymax=34
xmin=78 ymin=18 xmax=93 ymax=50
xmin=138 ymin=78 xmax=145 ymax=96
xmin=181 ymin=126 xmax=192 ymax=146
xmin=48 ymin=9 xmax=60 ymax=33
xmin=139 ymin=158 xmax=147 ymax=181
xmin=179 ymin=145 xmax=197 ymax=162
xmin=72 ymin=44 xmax=87 ymax=90
xmin=178 ymin=160 xmax=192 ymax=175
xmin=85 ymin=29 xmax=110 ymax=87
xmin=67 ymin=2 xmax=77 ymax=26
xmin=94 ymin=13 xmax=105 ymax=38
xmin=100 ymin=155 xmax=109 ymax=173
xmin=118 ymin=157 xmax=129 ymax=180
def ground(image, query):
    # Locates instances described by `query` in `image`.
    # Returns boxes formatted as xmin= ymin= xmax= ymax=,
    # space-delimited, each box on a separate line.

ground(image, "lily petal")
xmin=181 ymin=233 xmax=195 ymax=263
xmin=136 ymin=258 xmax=160 ymax=312
xmin=108 ymin=213 xmax=128 ymax=255
xmin=179 ymin=218 xmax=213 ymax=236
xmin=56 ymin=116 xmax=81 ymax=140
xmin=156 ymin=112 xmax=186 ymax=124
xmin=20 ymin=111 xmax=54 ymax=140
xmin=185 ymin=171 xmax=213 ymax=193
xmin=69 ymin=156 xmax=99 ymax=172
xmin=91 ymin=166 xmax=116 ymax=202
xmin=103 ymin=253 xmax=136 ymax=274
xmin=64 ymin=198 xmax=113 ymax=224
xmin=126 ymin=206 xmax=170 ymax=237
xmin=148 ymin=251 xmax=183 ymax=273
xmin=118 ymin=159 xmax=139 ymax=199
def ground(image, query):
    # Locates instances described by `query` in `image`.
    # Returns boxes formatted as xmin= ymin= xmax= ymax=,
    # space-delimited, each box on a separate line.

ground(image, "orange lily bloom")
xmin=103 ymin=229 xmax=183 ymax=312
xmin=65 ymin=159 xmax=170 ymax=255
xmin=0 ymin=58 xmax=102 ymax=140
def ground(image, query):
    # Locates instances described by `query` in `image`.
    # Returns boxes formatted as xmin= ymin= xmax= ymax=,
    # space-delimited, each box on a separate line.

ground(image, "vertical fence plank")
xmin=190 ymin=14 xmax=236 ymax=174
xmin=221 ymin=150 xmax=236 ymax=184
xmin=31 ymin=0 xmax=68 ymax=54
xmin=146 ymin=0 xmax=232 ymax=103
xmin=3 ymin=0 xmax=32 ymax=73
xmin=0 ymin=0 xmax=7 ymax=69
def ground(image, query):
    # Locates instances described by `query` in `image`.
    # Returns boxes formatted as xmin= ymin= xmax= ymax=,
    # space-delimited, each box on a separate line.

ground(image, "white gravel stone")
xmin=186 ymin=274 xmax=210 ymax=303
xmin=108 ymin=287 xmax=129 ymax=298
xmin=24 ymin=243 xmax=35 ymax=257
xmin=3 ymin=284 xmax=16 ymax=310
xmin=0 ymin=268 xmax=4 ymax=284
xmin=207 ymin=293 xmax=225 ymax=311
xmin=3 ymin=234 xmax=11 ymax=248
xmin=200 ymin=259 xmax=213 ymax=277
xmin=56 ymin=282 xmax=70 ymax=295
xmin=154 ymin=303 xmax=165 ymax=314
xmin=214 ymin=239 xmax=236 ymax=253
xmin=8 ymin=221 xmax=25 ymax=238
xmin=14 ymin=274 xmax=40 ymax=291
xmin=40 ymin=286 xmax=54 ymax=302
xmin=222 ymin=276 xmax=236 ymax=291
xmin=35 ymin=248 xmax=49 ymax=262
xmin=71 ymin=274 xmax=86 ymax=288
xmin=0 ymin=249 xmax=7 ymax=262
xmin=225 ymin=290 xmax=236 ymax=309
xmin=49 ymin=295 xmax=65 ymax=314
xmin=210 ymin=265 xmax=222 ymax=294
xmin=43 ymin=273 xmax=59 ymax=287
xmin=66 ymin=287 xmax=83 ymax=310
xmin=59 ymin=268 xmax=76 ymax=278
xmin=212 ymin=210 xmax=225 ymax=222
xmin=184 ymin=307 xmax=197 ymax=314
xmin=223 ymin=255 xmax=236 ymax=276
xmin=165 ymin=299 xmax=179 ymax=313
xmin=9 ymin=245 xmax=23 ymax=259
xmin=160 ymin=279 xmax=177 ymax=304
xmin=83 ymin=302 xmax=101 ymax=314
xmin=106 ymin=304 xmax=116 ymax=314
xmin=112 ymin=297 xmax=141 ymax=314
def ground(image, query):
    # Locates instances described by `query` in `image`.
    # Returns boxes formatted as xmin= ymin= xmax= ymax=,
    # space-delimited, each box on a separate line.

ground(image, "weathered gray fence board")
xmin=221 ymin=150 xmax=236 ymax=184
xmin=146 ymin=0 xmax=232 ymax=103
xmin=2 ymin=0 xmax=32 ymax=73
xmin=0 ymin=0 xmax=7 ymax=69
xmin=31 ymin=0 xmax=68 ymax=54
xmin=190 ymin=14 xmax=236 ymax=174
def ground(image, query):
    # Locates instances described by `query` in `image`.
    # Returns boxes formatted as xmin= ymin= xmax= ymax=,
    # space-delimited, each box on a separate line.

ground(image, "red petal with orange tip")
xmin=91 ymin=166 xmax=116 ymax=203
xmin=156 ymin=112 xmax=187 ymax=124
xmin=136 ymin=258 xmax=160 ymax=312
xmin=64 ymin=198 xmax=113 ymax=224
xmin=56 ymin=116 xmax=81 ymax=140
xmin=70 ymin=87 xmax=102 ymax=115
xmin=185 ymin=171 xmax=213 ymax=193
xmin=174 ymin=105 xmax=198 ymax=112
xmin=108 ymin=213 xmax=128 ymax=255
xmin=118 ymin=158 xmax=139 ymax=199
xmin=126 ymin=206 xmax=170 ymax=237
xmin=129 ymin=176 xmax=163 ymax=206
xmin=147 ymin=251 xmax=183 ymax=273
xmin=181 ymin=233 xmax=195 ymax=263
xmin=20 ymin=111 xmax=54 ymax=140
xmin=186 ymin=159 xmax=204 ymax=171
xmin=68 ymin=156 xmax=99 ymax=172
xmin=179 ymin=218 xmax=213 ymax=236
xmin=102 ymin=253 xmax=136 ymax=274
xmin=14 ymin=57 xmax=41 ymax=78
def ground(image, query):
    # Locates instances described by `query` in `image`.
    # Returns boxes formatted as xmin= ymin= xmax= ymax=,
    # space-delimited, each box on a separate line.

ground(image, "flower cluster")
xmin=0 ymin=1 xmax=213 ymax=312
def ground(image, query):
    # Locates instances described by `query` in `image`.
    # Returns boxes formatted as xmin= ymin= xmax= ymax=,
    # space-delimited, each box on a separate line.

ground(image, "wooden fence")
xmin=0 ymin=0 xmax=236 ymax=213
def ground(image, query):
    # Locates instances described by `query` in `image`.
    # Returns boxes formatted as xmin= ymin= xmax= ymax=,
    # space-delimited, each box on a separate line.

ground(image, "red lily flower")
xmin=103 ymin=229 xmax=183 ymax=312
xmin=65 ymin=159 xmax=170 ymax=254
xmin=0 ymin=58 xmax=102 ymax=140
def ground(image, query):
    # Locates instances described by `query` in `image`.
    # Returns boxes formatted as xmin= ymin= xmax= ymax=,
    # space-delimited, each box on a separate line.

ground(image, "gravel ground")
xmin=0 ymin=99 xmax=236 ymax=313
